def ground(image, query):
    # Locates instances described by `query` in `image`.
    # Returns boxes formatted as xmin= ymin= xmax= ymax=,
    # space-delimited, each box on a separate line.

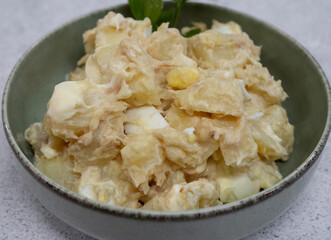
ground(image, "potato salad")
xmin=25 ymin=12 xmax=294 ymax=211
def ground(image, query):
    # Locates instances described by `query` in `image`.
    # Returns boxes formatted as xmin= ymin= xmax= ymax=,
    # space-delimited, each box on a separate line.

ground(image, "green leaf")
xmin=182 ymin=28 xmax=201 ymax=38
xmin=172 ymin=0 xmax=187 ymax=27
xmin=129 ymin=0 xmax=164 ymax=26
xmin=144 ymin=0 xmax=164 ymax=25
xmin=129 ymin=0 xmax=145 ymax=20
xmin=156 ymin=8 xmax=175 ymax=26
xmin=129 ymin=0 xmax=188 ymax=30
xmin=172 ymin=0 xmax=186 ymax=5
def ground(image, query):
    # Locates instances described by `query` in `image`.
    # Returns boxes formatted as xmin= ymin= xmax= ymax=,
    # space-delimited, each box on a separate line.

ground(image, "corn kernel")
xmin=166 ymin=66 xmax=200 ymax=89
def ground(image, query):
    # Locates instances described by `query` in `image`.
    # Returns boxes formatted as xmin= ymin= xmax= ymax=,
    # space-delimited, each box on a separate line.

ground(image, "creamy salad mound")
xmin=25 ymin=12 xmax=294 ymax=211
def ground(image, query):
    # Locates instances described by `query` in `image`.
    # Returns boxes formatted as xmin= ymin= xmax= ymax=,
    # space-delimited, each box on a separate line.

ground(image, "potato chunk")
xmin=211 ymin=159 xmax=282 ymax=203
xmin=154 ymin=127 xmax=218 ymax=175
xmin=87 ymin=38 xmax=162 ymax=106
xmin=219 ymin=122 xmax=258 ymax=167
xmin=250 ymin=120 xmax=288 ymax=162
xmin=262 ymin=105 xmax=294 ymax=154
xmin=94 ymin=12 xmax=151 ymax=48
xmin=187 ymin=30 xmax=260 ymax=69
xmin=121 ymin=134 xmax=166 ymax=193
xmin=175 ymin=78 xmax=245 ymax=116
xmin=77 ymin=160 xmax=141 ymax=208
xmin=35 ymin=156 xmax=80 ymax=190
xmin=143 ymin=179 xmax=220 ymax=211
xmin=44 ymin=80 xmax=127 ymax=141
xmin=145 ymin=23 xmax=196 ymax=68
xmin=235 ymin=62 xmax=287 ymax=104
xmin=165 ymin=105 xmax=201 ymax=131
xmin=66 ymin=111 xmax=126 ymax=164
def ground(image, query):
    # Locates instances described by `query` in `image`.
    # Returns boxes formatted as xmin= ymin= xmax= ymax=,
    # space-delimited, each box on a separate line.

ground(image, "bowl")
xmin=2 ymin=2 xmax=331 ymax=240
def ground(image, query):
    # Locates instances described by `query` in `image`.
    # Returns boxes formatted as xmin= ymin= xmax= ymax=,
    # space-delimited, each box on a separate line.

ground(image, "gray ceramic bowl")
xmin=2 ymin=3 xmax=331 ymax=240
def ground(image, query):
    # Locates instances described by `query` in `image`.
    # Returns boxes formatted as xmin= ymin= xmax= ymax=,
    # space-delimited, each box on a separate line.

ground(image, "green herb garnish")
xmin=129 ymin=0 xmax=199 ymax=37
xmin=128 ymin=0 xmax=164 ymax=30
xmin=182 ymin=28 xmax=201 ymax=38
xmin=172 ymin=0 xmax=186 ymax=28
xmin=156 ymin=8 xmax=175 ymax=27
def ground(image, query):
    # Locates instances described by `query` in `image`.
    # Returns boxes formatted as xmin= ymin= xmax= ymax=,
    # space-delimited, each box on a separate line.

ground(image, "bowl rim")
xmin=2 ymin=2 xmax=331 ymax=221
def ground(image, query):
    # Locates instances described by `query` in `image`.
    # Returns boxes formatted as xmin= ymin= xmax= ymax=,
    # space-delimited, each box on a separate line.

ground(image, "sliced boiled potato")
xmin=175 ymin=78 xmax=245 ymax=116
xmin=214 ymin=159 xmax=282 ymax=203
xmin=262 ymin=105 xmax=294 ymax=154
xmin=35 ymin=156 xmax=79 ymax=190
xmin=121 ymin=134 xmax=165 ymax=193
xmin=143 ymin=179 xmax=220 ymax=211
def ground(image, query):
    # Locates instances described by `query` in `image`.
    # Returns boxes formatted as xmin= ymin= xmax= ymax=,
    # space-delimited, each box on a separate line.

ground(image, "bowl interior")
xmin=4 ymin=3 xmax=329 ymax=186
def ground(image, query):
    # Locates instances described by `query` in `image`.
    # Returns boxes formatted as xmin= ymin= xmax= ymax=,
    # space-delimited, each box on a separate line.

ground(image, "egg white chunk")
xmin=211 ymin=20 xmax=242 ymax=34
xmin=124 ymin=106 xmax=169 ymax=134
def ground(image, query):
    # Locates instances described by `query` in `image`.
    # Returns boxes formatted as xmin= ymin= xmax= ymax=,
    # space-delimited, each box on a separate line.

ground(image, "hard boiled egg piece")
xmin=124 ymin=106 xmax=169 ymax=134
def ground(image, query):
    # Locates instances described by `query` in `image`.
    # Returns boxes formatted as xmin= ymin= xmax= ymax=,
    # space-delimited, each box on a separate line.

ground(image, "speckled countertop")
xmin=0 ymin=0 xmax=330 ymax=239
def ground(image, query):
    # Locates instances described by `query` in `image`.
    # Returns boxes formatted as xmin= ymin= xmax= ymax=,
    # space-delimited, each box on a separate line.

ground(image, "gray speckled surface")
xmin=0 ymin=0 xmax=330 ymax=239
